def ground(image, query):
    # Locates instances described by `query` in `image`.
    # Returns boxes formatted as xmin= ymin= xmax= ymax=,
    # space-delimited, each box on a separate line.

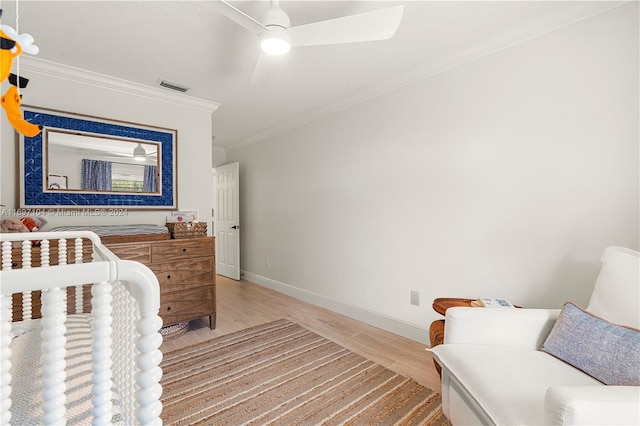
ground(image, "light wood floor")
xmin=161 ymin=275 xmax=442 ymax=392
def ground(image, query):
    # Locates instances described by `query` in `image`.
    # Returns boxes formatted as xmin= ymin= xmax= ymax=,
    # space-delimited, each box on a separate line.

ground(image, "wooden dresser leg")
xmin=209 ymin=313 xmax=216 ymax=330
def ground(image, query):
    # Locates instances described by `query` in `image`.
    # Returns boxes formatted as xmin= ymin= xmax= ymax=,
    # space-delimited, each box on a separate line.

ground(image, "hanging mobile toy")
xmin=0 ymin=18 xmax=41 ymax=137
xmin=0 ymin=24 xmax=38 ymax=83
xmin=2 ymin=74 xmax=42 ymax=137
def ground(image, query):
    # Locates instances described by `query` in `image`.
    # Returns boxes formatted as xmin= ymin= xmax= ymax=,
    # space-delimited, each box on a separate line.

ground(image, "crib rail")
xmin=0 ymin=231 xmax=163 ymax=425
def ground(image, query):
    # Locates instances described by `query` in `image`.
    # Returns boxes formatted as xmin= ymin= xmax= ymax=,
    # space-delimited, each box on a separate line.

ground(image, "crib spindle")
xmin=58 ymin=239 xmax=69 ymax=315
xmin=20 ymin=240 xmax=31 ymax=268
xmin=57 ymin=238 xmax=67 ymax=265
xmin=112 ymin=284 xmax=125 ymax=421
xmin=0 ymin=293 xmax=12 ymax=425
xmin=21 ymin=240 xmax=33 ymax=320
xmin=1 ymin=241 xmax=12 ymax=270
xmin=40 ymin=287 xmax=67 ymax=424
xmin=74 ymin=238 xmax=83 ymax=263
xmin=91 ymin=280 xmax=113 ymax=425
xmin=135 ymin=312 xmax=163 ymax=425
xmin=74 ymin=238 xmax=84 ymax=314
xmin=123 ymin=290 xmax=138 ymax=422
xmin=112 ymin=283 xmax=134 ymax=423
xmin=126 ymin=292 xmax=140 ymax=419
xmin=40 ymin=240 xmax=50 ymax=267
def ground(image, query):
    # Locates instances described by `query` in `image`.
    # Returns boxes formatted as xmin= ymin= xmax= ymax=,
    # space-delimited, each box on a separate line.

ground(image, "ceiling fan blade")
xmin=288 ymin=5 xmax=404 ymax=47
xmin=249 ymin=53 xmax=291 ymax=86
xmin=100 ymin=152 xmax=132 ymax=159
xmin=249 ymin=54 xmax=271 ymax=86
xmin=211 ymin=0 xmax=267 ymax=35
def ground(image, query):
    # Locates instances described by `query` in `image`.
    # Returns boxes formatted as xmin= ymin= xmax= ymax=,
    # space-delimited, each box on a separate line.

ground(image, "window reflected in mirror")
xmin=46 ymin=130 xmax=160 ymax=193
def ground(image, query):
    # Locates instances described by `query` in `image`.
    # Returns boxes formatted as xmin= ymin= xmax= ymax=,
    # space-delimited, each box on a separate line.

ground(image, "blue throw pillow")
xmin=542 ymin=302 xmax=640 ymax=386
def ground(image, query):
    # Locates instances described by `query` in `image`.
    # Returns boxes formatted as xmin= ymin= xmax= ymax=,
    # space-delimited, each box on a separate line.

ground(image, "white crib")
xmin=0 ymin=231 xmax=163 ymax=425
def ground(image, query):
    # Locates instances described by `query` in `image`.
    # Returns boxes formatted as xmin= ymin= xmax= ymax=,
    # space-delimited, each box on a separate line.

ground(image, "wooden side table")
xmin=430 ymin=298 xmax=475 ymax=377
xmin=429 ymin=297 xmax=521 ymax=377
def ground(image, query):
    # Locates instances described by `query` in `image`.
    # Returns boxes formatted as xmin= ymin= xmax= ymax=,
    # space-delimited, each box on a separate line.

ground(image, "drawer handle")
xmin=167 ymin=306 xmax=172 ymax=312
xmin=182 ymin=248 xmax=187 ymax=252
xmin=12 ymin=262 xmax=17 ymax=267
xmin=166 ymin=275 xmax=171 ymax=280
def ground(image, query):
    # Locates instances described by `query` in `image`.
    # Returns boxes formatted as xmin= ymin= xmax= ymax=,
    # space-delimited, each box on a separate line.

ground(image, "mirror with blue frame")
xmin=18 ymin=106 xmax=177 ymax=209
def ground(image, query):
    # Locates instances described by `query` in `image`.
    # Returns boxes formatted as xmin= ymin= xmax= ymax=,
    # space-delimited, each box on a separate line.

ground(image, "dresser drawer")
xmin=160 ymin=286 xmax=214 ymax=326
xmin=148 ymin=258 xmax=214 ymax=295
xmin=151 ymin=238 xmax=214 ymax=263
xmin=106 ymin=243 xmax=151 ymax=263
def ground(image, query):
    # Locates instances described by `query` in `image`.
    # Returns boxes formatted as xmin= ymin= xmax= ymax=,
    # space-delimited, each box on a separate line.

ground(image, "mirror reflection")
xmin=46 ymin=130 xmax=160 ymax=193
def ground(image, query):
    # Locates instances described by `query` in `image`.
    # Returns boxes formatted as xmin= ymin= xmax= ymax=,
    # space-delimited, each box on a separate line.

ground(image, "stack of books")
xmin=471 ymin=298 xmax=515 ymax=308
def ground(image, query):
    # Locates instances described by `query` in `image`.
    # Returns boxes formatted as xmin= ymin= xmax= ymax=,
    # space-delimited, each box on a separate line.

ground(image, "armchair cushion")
xmin=542 ymin=302 xmax=640 ymax=386
xmin=546 ymin=386 xmax=640 ymax=425
xmin=432 ymin=344 xmax=602 ymax=425
xmin=443 ymin=307 xmax=560 ymax=350
xmin=587 ymin=246 xmax=640 ymax=329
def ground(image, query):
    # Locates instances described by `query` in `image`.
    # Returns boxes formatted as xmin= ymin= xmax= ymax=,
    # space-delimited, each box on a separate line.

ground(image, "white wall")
xmin=228 ymin=4 xmax=639 ymax=342
xmin=47 ymin=146 xmax=83 ymax=189
xmin=212 ymin=146 xmax=227 ymax=167
xmin=1 ymin=59 xmax=219 ymax=230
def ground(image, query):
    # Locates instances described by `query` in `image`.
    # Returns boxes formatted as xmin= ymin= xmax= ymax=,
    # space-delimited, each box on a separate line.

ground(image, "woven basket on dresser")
xmin=166 ymin=222 xmax=207 ymax=239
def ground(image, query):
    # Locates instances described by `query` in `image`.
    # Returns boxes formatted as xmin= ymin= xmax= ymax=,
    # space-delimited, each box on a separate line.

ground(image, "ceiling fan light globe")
xmin=261 ymin=35 xmax=291 ymax=55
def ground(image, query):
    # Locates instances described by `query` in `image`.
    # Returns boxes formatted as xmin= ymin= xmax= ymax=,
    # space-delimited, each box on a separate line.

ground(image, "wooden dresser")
xmin=106 ymin=237 xmax=216 ymax=329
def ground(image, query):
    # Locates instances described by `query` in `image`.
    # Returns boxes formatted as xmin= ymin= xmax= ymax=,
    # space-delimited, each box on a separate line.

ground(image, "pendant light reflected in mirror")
xmin=133 ymin=143 xmax=146 ymax=161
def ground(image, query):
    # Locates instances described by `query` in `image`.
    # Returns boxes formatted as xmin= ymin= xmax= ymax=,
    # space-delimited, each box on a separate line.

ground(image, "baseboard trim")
xmin=241 ymin=271 xmax=429 ymax=344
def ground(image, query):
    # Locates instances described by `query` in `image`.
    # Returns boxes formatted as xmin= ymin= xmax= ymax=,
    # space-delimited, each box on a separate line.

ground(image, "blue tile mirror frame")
xmin=17 ymin=106 xmax=177 ymax=210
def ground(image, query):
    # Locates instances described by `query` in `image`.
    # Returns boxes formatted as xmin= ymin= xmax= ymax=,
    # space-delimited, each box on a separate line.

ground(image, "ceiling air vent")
xmin=158 ymin=80 xmax=190 ymax=93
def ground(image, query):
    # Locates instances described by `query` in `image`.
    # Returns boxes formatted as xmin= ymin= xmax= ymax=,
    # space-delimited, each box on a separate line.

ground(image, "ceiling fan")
xmin=212 ymin=0 xmax=404 ymax=84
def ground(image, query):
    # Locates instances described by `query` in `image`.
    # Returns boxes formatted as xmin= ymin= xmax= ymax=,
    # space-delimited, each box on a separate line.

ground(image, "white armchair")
xmin=431 ymin=246 xmax=640 ymax=425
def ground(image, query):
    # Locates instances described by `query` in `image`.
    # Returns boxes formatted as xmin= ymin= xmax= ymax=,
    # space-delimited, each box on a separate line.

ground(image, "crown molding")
xmin=16 ymin=56 xmax=221 ymax=114
xmin=226 ymin=1 xmax=627 ymax=153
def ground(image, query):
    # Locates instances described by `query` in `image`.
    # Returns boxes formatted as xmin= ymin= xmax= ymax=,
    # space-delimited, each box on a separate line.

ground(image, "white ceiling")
xmin=1 ymin=1 xmax=623 ymax=150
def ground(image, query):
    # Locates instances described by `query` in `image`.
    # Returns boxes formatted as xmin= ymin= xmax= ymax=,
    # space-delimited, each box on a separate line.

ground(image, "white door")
xmin=213 ymin=162 xmax=240 ymax=280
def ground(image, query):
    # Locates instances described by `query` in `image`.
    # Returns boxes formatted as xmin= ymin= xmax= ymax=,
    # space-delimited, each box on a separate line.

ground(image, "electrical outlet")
xmin=265 ymin=257 xmax=270 ymax=268
xmin=410 ymin=290 xmax=420 ymax=306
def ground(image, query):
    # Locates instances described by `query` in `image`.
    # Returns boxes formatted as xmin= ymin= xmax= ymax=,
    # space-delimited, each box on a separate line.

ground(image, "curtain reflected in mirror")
xmin=81 ymin=159 xmax=112 ymax=190
xmin=143 ymin=165 xmax=158 ymax=192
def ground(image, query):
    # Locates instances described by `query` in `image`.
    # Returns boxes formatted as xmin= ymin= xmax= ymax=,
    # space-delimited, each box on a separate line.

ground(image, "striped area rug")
xmin=160 ymin=319 xmax=451 ymax=425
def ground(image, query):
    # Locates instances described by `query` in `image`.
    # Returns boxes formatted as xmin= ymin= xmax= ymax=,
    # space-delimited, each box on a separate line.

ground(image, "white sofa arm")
xmin=443 ymin=307 xmax=561 ymax=350
xmin=545 ymin=386 xmax=640 ymax=425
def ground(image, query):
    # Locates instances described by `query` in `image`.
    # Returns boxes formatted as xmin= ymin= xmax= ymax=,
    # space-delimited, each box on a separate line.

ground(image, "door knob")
xmin=230 ymin=225 xmax=239 ymax=229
